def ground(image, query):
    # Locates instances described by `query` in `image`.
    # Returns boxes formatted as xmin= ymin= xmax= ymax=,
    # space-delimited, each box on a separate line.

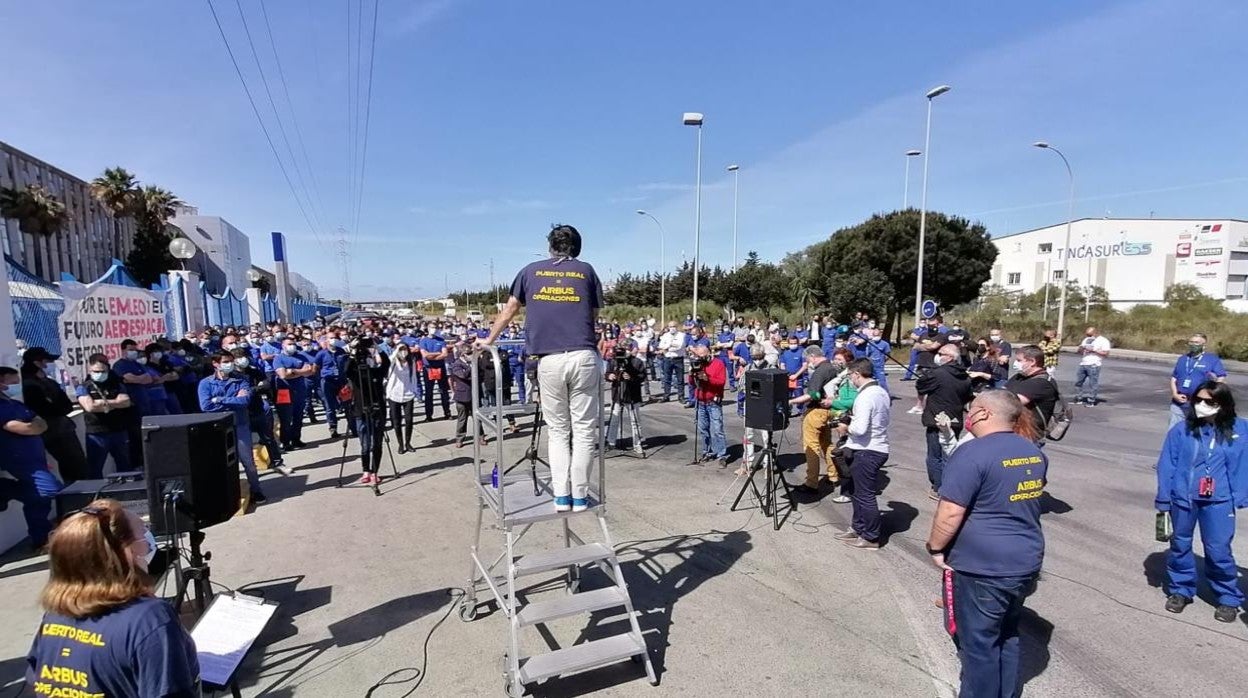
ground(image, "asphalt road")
xmin=0 ymin=355 xmax=1245 ymax=697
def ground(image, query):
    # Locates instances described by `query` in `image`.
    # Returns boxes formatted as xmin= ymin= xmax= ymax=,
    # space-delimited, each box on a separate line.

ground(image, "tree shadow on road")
xmin=525 ymin=530 xmax=753 ymax=697
xmin=880 ymin=500 xmax=919 ymax=546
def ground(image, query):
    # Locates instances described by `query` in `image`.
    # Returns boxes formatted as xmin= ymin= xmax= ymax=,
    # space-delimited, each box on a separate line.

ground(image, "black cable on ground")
xmin=364 ymin=588 xmax=466 ymax=697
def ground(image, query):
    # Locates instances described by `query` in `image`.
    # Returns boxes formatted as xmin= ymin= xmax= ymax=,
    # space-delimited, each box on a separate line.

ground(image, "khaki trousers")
xmin=802 ymin=407 xmax=837 ymax=488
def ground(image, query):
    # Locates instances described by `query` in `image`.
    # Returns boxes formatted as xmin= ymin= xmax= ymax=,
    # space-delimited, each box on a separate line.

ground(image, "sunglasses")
xmin=1193 ymin=396 xmax=1218 ymax=406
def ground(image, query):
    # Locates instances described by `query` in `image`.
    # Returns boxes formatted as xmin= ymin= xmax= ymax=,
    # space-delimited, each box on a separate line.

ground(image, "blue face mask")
xmin=1 ymin=383 xmax=22 ymax=401
xmin=283 ymin=345 xmax=297 ymax=355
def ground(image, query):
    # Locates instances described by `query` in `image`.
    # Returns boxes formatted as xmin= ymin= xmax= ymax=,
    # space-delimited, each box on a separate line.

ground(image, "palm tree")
xmin=0 ymin=183 xmax=68 ymax=237
xmin=789 ymin=274 xmax=818 ymax=312
xmin=135 ymin=185 xmax=183 ymax=232
xmin=90 ymin=167 xmax=139 ymax=259
xmin=125 ymin=185 xmax=185 ymax=287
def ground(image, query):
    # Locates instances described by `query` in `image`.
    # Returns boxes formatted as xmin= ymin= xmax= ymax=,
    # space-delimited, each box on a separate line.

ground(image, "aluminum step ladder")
xmin=461 ymin=343 xmax=657 ymax=697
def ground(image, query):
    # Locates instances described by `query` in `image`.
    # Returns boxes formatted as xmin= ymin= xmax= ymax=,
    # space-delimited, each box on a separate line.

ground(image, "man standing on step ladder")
xmin=483 ymin=224 xmax=604 ymax=513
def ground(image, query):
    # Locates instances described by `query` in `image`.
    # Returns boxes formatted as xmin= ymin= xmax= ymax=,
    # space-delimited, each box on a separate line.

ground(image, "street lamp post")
xmin=636 ymin=210 xmax=667 ymax=325
xmin=683 ymin=112 xmax=704 ymax=324
xmin=727 ymin=164 xmax=740 ymax=270
xmin=1033 ymin=141 xmax=1076 ymax=339
xmin=903 ymin=150 xmax=921 ymax=209
xmin=914 ymin=85 xmax=950 ymax=327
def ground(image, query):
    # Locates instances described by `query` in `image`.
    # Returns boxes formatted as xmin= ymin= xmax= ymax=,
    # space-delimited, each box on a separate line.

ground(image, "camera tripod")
xmin=726 ymin=429 xmax=793 ymax=530
xmin=335 ymin=357 xmax=401 ymax=495
xmin=503 ymin=399 xmax=543 ymax=496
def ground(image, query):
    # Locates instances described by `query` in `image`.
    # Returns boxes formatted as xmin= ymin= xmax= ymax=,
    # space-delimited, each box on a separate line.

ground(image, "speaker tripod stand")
xmin=727 ymin=429 xmax=793 ymax=530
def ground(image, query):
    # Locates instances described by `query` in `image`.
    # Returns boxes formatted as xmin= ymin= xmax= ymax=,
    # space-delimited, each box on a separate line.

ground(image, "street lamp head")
xmin=245 ymin=268 xmax=262 ymax=283
xmin=926 ymin=84 xmax=952 ymax=99
xmin=1032 ymin=141 xmax=1050 ymax=149
xmin=168 ymin=237 xmax=197 ymax=260
xmin=682 ymin=112 xmax=704 ymax=126
xmin=726 ymin=164 xmax=739 ymax=172
xmin=906 ymin=149 xmax=922 ymax=157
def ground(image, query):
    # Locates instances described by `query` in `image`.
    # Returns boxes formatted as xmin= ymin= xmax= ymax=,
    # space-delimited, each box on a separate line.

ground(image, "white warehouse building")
xmin=989 ymin=218 xmax=1248 ymax=308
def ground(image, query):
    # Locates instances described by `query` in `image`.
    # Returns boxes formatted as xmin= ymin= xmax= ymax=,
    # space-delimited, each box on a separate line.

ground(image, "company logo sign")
xmin=1199 ymin=223 xmax=1223 ymax=236
xmin=1062 ymin=241 xmax=1152 ymax=259
xmin=1195 ymin=247 xmax=1223 ymax=257
xmin=1176 ymin=242 xmax=1192 ymax=257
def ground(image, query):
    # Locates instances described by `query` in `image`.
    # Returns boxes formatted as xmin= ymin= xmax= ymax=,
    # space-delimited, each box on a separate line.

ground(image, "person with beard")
xmin=916 ymin=344 xmax=973 ymax=501
xmin=344 ymin=338 xmax=390 ymax=484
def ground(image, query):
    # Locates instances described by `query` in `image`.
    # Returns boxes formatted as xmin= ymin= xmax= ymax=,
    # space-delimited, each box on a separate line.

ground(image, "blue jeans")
xmin=1074 ymin=364 xmax=1101 ymax=403
xmin=321 ymin=376 xmax=343 ymax=433
xmin=904 ymin=348 xmax=919 ymax=379
xmin=0 ymin=460 xmax=60 ymax=546
xmin=846 ymin=448 xmax=888 ymax=542
xmin=235 ymin=421 xmax=263 ymax=496
xmin=356 ymin=412 xmax=386 ymax=473
xmin=509 ymin=364 xmax=527 ymax=402
xmin=85 ymin=431 xmax=131 ymax=478
xmin=1166 ymin=500 xmax=1242 ymax=606
xmin=1168 ymin=402 xmax=1188 ymax=429
xmin=695 ymin=401 xmax=727 ymax=459
xmin=926 ymin=426 xmax=957 ymax=490
xmin=661 ymin=358 xmax=684 ymax=401
xmin=951 ymin=571 xmax=1037 ymax=698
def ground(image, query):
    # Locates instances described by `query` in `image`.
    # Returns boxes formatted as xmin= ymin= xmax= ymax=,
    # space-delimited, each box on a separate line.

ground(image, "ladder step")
xmin=516 ymin=587 xmax=628 ymax=627
xmin=518 ymin=632 xmax=645 ymax=685
xmin=513 ymin=543 xmax=613 ymax=578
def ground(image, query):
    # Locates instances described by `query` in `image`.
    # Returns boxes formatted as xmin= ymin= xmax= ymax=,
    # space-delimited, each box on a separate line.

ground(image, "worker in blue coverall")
xmin=503 ymin=328 xmax=528 ymax=403
xmin=198 ymin=351 xmax=266 ymax=502
xmin=1154 ymin=380 xmax=1248 ymax=624
xmin=273 ymin=336 xmax=315 ymax=450
xmin=716 ymin=325 xmax=736 ymax=390
xmin=778 ymin=336 xmax=806 ymax=413
xmin=313 ymin=335 xmax=346 ymax=438
xmin=903 ymin=324 xmax=924 ymax=380
xmin=298 ymin=339 xmax=321 ymax=424
xmin=0 ymin=366 xmax=61 ymax=549
xmin=861 ymin=328 xmax=892 ymax=397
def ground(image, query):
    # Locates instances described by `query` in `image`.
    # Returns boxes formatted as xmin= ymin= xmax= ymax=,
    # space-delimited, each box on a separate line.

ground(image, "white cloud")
xmin=459 ymin=198 xmax=554 ymax=216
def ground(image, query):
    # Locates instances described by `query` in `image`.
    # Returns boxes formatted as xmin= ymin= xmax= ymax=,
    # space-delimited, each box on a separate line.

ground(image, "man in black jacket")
xmin=1004 ymin=345 xmax=1059 ymax=440
xmin=21 ymin=348 xmax=88 ymax=484
xmin=916 ymin=344 xmax=972 ymax=500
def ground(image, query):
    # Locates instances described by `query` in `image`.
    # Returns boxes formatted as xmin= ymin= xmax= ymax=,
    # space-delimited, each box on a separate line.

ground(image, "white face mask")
xmin=1194 ymin=401 xmax=1220 ymax=419
xmin=136 ymin=356 xmax=148 ymax=365
xmin=934 ymin=355 xmax=948 ymax=366
xmin=90 ymin=371 xmax=110 ymax=382
xmin=1012 ymin=360 xmax=1023 ymax=372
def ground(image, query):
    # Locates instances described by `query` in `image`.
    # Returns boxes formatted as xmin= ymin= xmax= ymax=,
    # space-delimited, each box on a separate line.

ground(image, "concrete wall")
xmin=170 ymin=214 xmax=253 ymax=296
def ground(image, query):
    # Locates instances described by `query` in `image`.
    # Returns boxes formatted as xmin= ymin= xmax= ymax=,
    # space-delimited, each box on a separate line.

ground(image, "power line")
xmin=350 ymin=0 xmax=379 ymax=255
xmin=204 ymin=0 xmax=322 ymax=253
xmin=232 ymin=0 xmax=327 ymax=243
xmin=258 ymin=0 xmax=331 ymax=237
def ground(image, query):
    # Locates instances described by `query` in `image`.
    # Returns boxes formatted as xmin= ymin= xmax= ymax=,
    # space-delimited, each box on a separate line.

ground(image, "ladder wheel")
xmin=458 ymin=602 xmax=478 ymax=622
xmin=504 ymin=679 xmax=523 ymax=698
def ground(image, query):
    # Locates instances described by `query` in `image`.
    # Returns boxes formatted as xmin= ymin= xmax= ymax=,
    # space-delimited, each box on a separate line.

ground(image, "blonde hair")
xmin=41 ymin=499 xmax=152 ymax=618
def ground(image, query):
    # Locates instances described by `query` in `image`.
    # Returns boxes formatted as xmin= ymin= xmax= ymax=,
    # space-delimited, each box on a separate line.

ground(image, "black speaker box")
xmin=744 ymin=368 xmax=790 ymax=431
xmin=56 ymin=472 xmax=148 ymax=519
xmin=142 ymin=413 xmax=240 ymax=535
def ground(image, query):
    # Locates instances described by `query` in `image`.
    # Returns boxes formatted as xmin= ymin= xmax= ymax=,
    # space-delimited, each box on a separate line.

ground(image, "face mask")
xmin=219 ymin=362 xmax=235 ymax=374
xmin=832 ymin=362 xmax=846 ymax=371
xmin=125 ymin=349 xmax=139 ymax=360
xmin=963 ymin=410 xmax=981 ymax=433
xmin=1 ymin=383 xmax=23 ymax=401
xmin=235 ymin=357 xmax=250 ymax=369
xmin=1188 ymin=344 xmax=1204 ymax=355
xmin=136 ymin=356 xmax=148 ymax=365
xmin=1012 ymin=360 xmax=1023 ymax=372
xmin=142 ymin=528 xmax=157 ymax=568
xmin=150 ymin=352 xmax=163 ymax=361
xmin=275 ymin=332 xmax=287 ymax=340
xmin=990 ymin=335 xmax=1001 ymax=342
xmin=1194 ymin=401 xmax=1220 ymax=419
xmin=283 ymin=345 xmax=297 ymax=355
xmin=788 ymin=344 xmax=798 ymax=351
xmin=176 ymin=349 xmax=186 ymax=356
xmin=223 ymin=342 xmax=236 ymax=351
xmin=90 ymin=371 xmax=109 ymax=382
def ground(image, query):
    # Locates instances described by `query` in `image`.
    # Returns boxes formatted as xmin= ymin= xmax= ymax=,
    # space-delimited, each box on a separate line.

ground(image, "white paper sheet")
xmin=190 ymin=593 xmax=277 ymax=686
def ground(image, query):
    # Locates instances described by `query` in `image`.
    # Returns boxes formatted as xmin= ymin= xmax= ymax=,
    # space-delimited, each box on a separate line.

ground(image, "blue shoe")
xmin=554 ymin=496 xmax=572 ymax=512
xmin=572 ymin=498 xmax=589 ymax=512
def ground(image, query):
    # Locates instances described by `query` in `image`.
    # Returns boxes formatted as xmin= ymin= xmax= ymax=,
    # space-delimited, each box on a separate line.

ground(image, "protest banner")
xmin=57 ymin=280 xmax=168 ymax=371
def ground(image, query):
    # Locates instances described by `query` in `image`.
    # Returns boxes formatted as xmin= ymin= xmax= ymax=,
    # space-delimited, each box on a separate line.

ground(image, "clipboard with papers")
xmin=190 ymin=591 xmax=279 ymax=691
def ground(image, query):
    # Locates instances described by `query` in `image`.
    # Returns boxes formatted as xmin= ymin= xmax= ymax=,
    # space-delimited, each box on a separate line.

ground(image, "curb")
xmin=1060 ymin=345 xmax=1248 ymax=372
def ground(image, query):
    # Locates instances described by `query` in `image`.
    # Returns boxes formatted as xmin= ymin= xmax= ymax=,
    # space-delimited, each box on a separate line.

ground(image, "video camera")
xmin=608 ymin=345 xmax=632 ymax=382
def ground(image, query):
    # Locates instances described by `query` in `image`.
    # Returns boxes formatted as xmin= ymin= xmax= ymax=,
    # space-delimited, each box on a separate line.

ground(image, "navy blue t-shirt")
xmin=509 ymin=257 xmax=603 ymax=356
xmin=27 ymin=597 xmax=199 ymax=698
xmin=940 ymin=432 xmax=1048 ymax=577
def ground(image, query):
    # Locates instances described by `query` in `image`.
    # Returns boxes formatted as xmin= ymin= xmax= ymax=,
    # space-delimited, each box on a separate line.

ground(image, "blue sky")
xmin=2 ymin=0 xmax=1246 ymax=300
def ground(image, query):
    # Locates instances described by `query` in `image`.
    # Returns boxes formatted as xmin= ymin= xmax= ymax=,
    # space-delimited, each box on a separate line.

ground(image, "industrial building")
xmin=170 ymin=205 xmax=253 ymax=295
xmin=989 ymin=218 xmax=1248 ymax=308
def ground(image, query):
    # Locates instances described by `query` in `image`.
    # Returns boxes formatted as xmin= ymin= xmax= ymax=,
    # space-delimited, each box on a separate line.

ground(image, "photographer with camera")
xmin=689 ymin=345 xmax=729 ymax=467
xmin=604 ymin=345 xmax=646 ymax=455
xmin=345 ymin=338 xmax=390 ymax=485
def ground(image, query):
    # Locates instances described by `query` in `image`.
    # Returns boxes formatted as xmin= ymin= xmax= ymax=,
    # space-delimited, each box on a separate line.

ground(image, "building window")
xmin=1038 ymin=243 xmax=1052 ymax=253
xmin=1052 ymin=270 xmax=1065 ymax=281
xmin=1007 ymin=272 xmax=1021 ymax=285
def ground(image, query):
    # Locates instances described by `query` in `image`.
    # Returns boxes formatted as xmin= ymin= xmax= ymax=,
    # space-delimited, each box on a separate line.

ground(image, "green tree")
xmin=806 ymin=209 xmax=997 ymax=336
xmin=125 ymin=185 xmax=184 ymax=286
xmin=718 ymin=252 xmax=788 ymax=317
xmin=0 ymin=183 xmax=67 ymax=237
xmin=90 ymin=167 xmax=139 ymax=253
xmin=821 ymin=269 xmax=896 ymax=323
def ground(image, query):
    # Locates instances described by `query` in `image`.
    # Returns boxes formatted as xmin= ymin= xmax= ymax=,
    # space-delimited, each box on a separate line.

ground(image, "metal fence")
xmin=7 ymin=254 xmax=65 ymax=354
xmin=201 ymin=284 xmax=248 ymax=328
xmin=292 ymin=300 xmax=341 ymax=324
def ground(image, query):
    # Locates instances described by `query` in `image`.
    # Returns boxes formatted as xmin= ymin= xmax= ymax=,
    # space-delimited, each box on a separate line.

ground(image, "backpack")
xmin=1042 ymin=379 xmax=1074 ymax=441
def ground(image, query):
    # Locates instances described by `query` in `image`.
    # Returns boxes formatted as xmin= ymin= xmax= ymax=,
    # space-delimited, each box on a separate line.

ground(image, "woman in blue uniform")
xmin=26 ymin=499 xmax=199 ymax=696
xmin=1155 ymin=380 xmax=1248 ymax=624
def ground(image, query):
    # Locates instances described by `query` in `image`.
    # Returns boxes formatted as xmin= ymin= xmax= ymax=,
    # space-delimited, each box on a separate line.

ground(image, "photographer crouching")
xmin=605 ymin=345 xmax=646 ymax=455
xmin=689 ymin=344 xmax=729 ymax=467
xmin=345 ymin=338 xmax=389 ymax=485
